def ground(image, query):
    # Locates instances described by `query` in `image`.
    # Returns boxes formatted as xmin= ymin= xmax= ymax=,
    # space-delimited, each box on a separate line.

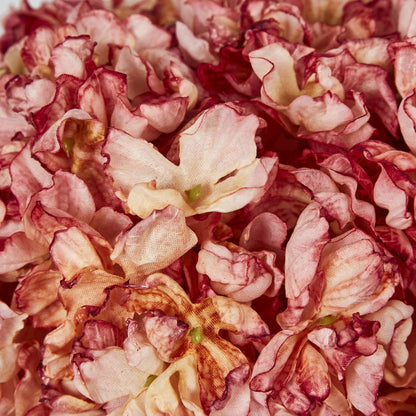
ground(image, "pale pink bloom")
xmin=104 ymin=104 xmax=277 ymax=218
xmin=196 ymin=240 xmax=284 ymax=302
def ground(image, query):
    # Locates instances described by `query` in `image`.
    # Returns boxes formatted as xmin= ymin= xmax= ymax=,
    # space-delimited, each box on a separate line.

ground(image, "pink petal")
xmin=249 ymin=41 xmax=302 ymax=107
xmin=111 ymin=205 xmax=197 ymax=281
xmin=250 ymin=330 xmax=303 ymax=393
xmin=80 ymin=320 xmax=124 ymax=350
xmin=0 ymin=232 xmax=47 ymax=280
xmin=211 ymin=294 xmax=270 ymax=342
xmin=21 ymin=26 xmax=58 ymax=72
xmin=6 ymin=76 xmax=55 ymax=114
xmin=89 ymin=207 xmax=132 ymax=247
xmin=104 ymin=127 xmax=178 ymax=197
xmin=210 ymin=364 xmax=251 ymax=416
xmin=319 ymin=154 xmax=376 ymax=226
xmin=10 ymin=145 xmax=53 ymax=215
xmin=178 ymin=104 xmax=260 ymax=187
xmin=308 ymin=314 xmax=380 ymax=381
xmin=194 ymin=155 xmax=278 ymax=215
xmin=50 ymin=227 xmax=105 ymax=279
xmin=196 ymin=241 xmax=283 ymax=302
xmin=111 ymin=97 xmax=156 ymax=139
xmin=75 ymin=9 xmax=130 ymax=66
xmin=288 ymin=92 xmax=353 ymax=132
xmin=376 ymin=225 xmax=416 ymax=291
xmin=43 ymin=393 xmax=104 ymax=416
xmin=366 ymin=300 xmax=414 ymax=371
xmin=34 ymin=75 xmax=83 ymax=134
xmin=317 ymin=384 xmax=353 ymax=416
xmin=250 ymin=329 xmax=330 ymax=415
xmin=59 ymin=268 xmax=124 ymax=320
xmin=126 ymin=14 xmax=171 ymax=52
xmin=176 ymin=21 xmax=217 ymax=67
xmin=111 ymin=45 xmax=165 ymax=99
xmin=342 ymin=37 xmax=394 ymax=70
xmin=32 ymin=108 xmax=91 ymax=166
xmin=78 ymin=68 xmax=127 ymax=125
xmin=343 ymin=63 xmax=398 ymax=136
xmin=284 ymin=202 xmax=329 ymax=300
xmin=391 ymin=40 xmax=416 ymax=98
xmin=0 ymin=91 xmax=35 ymax=145
xmin=0 ymin=300 xmax=27 ymax=348
xmin=373 ymin=167 xmax=413 ymax=229
xmin=35 ymin=171 xmax=96 ymax=224
xmin=345 ymin=345 xmax=387 ymax=415
xmin=239 ymin=212 xmax=287 ymax=252
xmin=299 ymin=91 xmax=375 ymax=149
xmin=15 ymin=263 xmax=66 ymax=328
xmin=72 ymin=347 xmax=147 ymax=403
xmin=144 ymin=354 xmax=205 ymax=415
xmin=398 ymin=90 xmax=416 ymax=154
xmin=141 ymin=310 xmax=189 ymax=361
xmin=244 ymin=2 xmax=310 ymax=44
xmin=278 ymin=343 xmax=330 ymax=414
xmin=292 ymin=168 xmax=353 ymax=229
xmin=51 ymin=35 xmax=95 ymax=79
xmin=123 ymin=319 xmax=165 ymax=374
xmin=14 ymin=342 xmax=43 ymax=416
xmin=318 ymin=229 xmax=398 ymax=316
xmin=138 ymin=96 xmax=188 ymax=134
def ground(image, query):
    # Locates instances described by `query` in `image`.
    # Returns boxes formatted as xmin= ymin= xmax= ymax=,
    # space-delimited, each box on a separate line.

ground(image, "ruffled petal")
xmin=111 ymin=205 xmax=197 ymax=281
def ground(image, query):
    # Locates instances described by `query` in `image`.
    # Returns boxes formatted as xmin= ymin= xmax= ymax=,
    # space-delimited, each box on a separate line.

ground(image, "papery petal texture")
xmin=111 ymin=205 xmax=197 ymax=281
xmin=105 ymin=103 xmax=277 ymax=217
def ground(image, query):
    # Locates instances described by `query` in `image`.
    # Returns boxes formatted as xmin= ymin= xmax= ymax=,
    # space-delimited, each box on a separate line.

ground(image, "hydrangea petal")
xmin=111 ymin=205 xmax=197 ymax=281
xmin=72 ymin=347 xmax=148 ymax=403
xmin=0 ymin=232 xmax=48 ymax=281
xmin=345 ymin=345 xmax=387 ymax=415
xmin=284 ymin=202 xmax=329 ymax=300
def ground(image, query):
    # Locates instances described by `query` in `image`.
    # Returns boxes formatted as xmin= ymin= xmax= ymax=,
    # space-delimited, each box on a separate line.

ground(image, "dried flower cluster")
xmin=0 ymin=0 xmax=415 ymax=415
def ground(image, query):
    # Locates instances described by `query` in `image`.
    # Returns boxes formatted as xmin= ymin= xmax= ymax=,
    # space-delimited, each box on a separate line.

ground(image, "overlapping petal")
xmin=105 ymin=103 xmax=277 ymax=218
xmin=0 ymin=0 xmax=415 ymax=415
xmin=111 ymin=205 xmax=197 ymax=281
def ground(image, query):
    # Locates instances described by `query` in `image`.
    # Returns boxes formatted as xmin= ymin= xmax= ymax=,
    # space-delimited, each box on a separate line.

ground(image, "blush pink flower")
xmin=104 ymin=103 xmax=277 ymax=218
xmin=0 ymin=0 xmax=415 ymax=415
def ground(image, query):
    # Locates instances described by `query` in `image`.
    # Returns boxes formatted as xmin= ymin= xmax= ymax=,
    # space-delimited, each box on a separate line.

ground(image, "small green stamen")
xmin=62 ymin=137 xmax=75 ymax=157
xmin=190 ymin=326 xmax=203 ymax=344
xmin=185 ymin=184 xmax=202 ymax=203
xmin=144 ymin=374 xmax=157 ymax=387
xmin=316 ymin=315 xmax=338 ymax=326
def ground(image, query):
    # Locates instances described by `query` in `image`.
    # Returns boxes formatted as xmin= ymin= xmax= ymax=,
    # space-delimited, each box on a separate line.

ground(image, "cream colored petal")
xmin=126 ymin=183 xmax=194 ymax=219
xmin=145 ymin=355 xmax=206 ymax=416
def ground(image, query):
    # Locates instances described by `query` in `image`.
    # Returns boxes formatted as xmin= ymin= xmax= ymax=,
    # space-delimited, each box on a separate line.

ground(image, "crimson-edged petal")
xmin=284 ymin=202 xmax=329 ymax=301
xmin=51 ymin=35 xmax=95 ymax=79
xmin=196 ymin=240 xmax=283 ymax=302
xmin=105 ymin=104 xmax=277 ymax=218
xmin=318 ymin=229 xmax=399 ymax=317
xmin=14 ymin=262 xmax=66 ymax=328
xmin=345 ymin=345 xmax=387 ymax=415
xmin=111 ymin=205 xmax=197 ymax=281
xmin=0 ymin=232 xmax=48 ymax=281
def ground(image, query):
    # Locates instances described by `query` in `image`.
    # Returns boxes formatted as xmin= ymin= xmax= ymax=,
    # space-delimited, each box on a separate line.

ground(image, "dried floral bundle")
xmin=0 ymin=0 xmax=415 ymax=415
